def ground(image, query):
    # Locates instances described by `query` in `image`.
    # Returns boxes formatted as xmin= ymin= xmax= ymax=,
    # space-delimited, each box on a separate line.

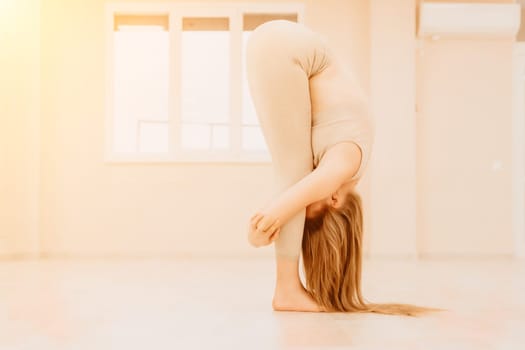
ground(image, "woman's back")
xmin=248 ymin=19 xmax=374 ymax=179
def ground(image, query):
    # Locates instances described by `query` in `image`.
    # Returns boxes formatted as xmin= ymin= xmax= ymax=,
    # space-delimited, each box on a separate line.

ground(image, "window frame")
xmin=104 ymin=2 xmax=305 ymax=164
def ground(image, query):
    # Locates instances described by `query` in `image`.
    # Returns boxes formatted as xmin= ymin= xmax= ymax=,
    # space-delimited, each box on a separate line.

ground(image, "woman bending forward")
xmin=246 ymin=20 xmax=428 ymax=315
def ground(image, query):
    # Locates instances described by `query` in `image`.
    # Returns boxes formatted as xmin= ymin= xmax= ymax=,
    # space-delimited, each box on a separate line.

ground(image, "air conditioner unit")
xmin=418 ymin=2 xmax=521 ymax=38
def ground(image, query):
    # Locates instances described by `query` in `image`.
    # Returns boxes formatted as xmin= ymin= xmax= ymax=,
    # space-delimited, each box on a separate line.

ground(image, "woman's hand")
xmin=248 ymin=212 xmax=281 ymax=247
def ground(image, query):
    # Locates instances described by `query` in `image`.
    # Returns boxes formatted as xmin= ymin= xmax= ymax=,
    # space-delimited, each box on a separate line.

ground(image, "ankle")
xmin=275 ymin=279 xmax=305 ymax=293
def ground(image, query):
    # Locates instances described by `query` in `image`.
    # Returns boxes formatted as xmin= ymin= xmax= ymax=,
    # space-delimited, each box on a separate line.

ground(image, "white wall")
xmin=416 ymin=38 xmax=514 ymax=256
xmin=368 ymin=0 xmax=418 ymax=257
xmin=0 ymin=0 xmax=41 ymax=257
xmin=513 ymin=43 xmax=525 ymax=258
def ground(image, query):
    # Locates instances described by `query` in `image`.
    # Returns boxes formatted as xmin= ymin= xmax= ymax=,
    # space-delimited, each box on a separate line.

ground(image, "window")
xmin=105 ymin=3 xmax=303 ymax=162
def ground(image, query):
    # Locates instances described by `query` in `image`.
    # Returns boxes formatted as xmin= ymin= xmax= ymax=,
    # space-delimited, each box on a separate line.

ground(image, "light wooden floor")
xmin=0 ymin=258 xmax=524 ymax=350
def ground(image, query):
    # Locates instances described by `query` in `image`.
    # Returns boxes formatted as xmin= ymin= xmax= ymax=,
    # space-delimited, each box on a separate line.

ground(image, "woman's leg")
xmin=246 ymin=21 xmax=322 ymax=311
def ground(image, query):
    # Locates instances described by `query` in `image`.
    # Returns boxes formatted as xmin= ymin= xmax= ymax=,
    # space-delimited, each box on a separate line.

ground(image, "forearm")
xmin=259 ymin=142 xmax=361 ymax=225
xmin=262 ymin=168 xmax=339 ymax=224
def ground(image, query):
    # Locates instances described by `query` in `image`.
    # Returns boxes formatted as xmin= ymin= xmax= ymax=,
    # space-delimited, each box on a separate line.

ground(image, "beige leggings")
xmin=246 ymin=20 xmax=332 ymax=258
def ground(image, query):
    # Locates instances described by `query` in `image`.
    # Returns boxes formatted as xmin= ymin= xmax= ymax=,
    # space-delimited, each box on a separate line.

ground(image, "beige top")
xmin=306 ymin=30 xmax=375 ymax=181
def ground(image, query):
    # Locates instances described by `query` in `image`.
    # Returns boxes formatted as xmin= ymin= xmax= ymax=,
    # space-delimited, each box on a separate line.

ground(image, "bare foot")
xmin=272 ymin=284 xmax=325 ymax=312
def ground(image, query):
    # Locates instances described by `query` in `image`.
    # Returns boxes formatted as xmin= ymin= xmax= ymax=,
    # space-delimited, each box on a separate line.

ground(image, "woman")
xmin=246 ymin=20 xmax=428 ymax=315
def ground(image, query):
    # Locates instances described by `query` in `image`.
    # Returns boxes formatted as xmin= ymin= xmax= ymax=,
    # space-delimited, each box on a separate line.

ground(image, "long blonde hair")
xmin=302 ymin=191 xmax=434 ymax=315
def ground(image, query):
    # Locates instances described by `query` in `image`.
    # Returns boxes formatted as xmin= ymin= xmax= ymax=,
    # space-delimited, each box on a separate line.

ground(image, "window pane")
xmin=181 ymin=18 xmax=230 ymax=124
xmin=113 ymin=22 xmax=169 ymax=153
xmin=138 ymin=121 xmax=169 ymax=153
xmin=181 ymin=123 xmax=211 ymax=150
xmin=242 ymin=126 xmax=267 ymax=151
xmin=212 ymin=125 xmax=229 ymax=150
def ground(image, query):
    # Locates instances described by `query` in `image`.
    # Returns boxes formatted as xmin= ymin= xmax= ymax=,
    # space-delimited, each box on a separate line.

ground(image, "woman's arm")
xmin=257 ymin=141 xmax=362 ymax=227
